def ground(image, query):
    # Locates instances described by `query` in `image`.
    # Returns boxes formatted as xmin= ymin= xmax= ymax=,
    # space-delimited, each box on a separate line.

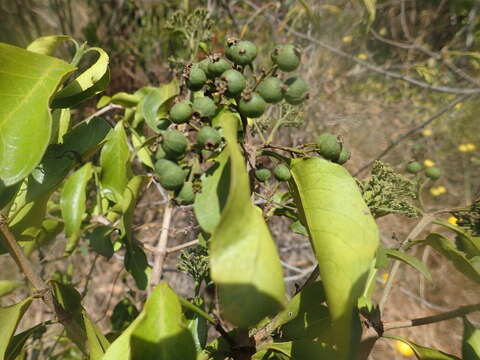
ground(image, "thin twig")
xmin=167 ymin=239 xmax=199 ymax=253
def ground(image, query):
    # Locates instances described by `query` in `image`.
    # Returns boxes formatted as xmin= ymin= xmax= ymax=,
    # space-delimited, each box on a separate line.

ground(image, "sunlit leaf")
xmin=463 ymin=318 xmax=480 ymax=360
xmin=385 ymin=249 xmax=432 ymax=281
xmin=142 ymin=81 xmax=179 ymax=133
xmin=384 ymin=335 xmax=460 ymax=359
xmin=83 ymin=310 xmax=110 ymax=359
xmin=0 ymin=281 xmax=23 ymax=298
xmin=26 ymin=35 xmax=73 ymax=56
xmin=5 ymin=323 xmax=46 ymax=360
xmin=0 ymin=297 xmax=32 ymax=359
xmin=254 ymin=340 xmax=337 ymax=359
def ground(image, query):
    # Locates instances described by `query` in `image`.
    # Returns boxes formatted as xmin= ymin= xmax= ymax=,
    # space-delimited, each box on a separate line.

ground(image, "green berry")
xmin=198 ymin=58 xmax=211 ymax=75
xmin=221 ymin=69 xmax=246 ymax=97
xmin=176 ymin=182 xmax=195 ymax=205
xmin=197 ymin=126 xmax=221 ymax=149
xmin=316 ymin=133 xmax=342 ymax=162
xmin=169 ymin=100 xmax=193 ymax=124
xmin=337 ymin=147 xmax=351 ymax=165
xmin=155 ymin=145 xmax=166 ymax=159
xmin=255 ymin=168 xmax=271 ymax=182
xmin=284 ymin=77 xmax=308 ymax=105
xmin=208 ymin=57 xmax=231 ymax=77
xmin=187 ymin=65 xmax=207 ymax=91
xmin=271 ymin=45 xmax=301 ymax=72
xmin=192 ymin=97 xmax=217 ymax=118
xmin=238 ymin=92 xmax=267 ymax=118
xmin=229 ymin=40 xmax=257 ymax=66
xmin=155 ymin=159 xmax=186 ymax=191
xmin=425 ymin=167 xmax=441 ymax=181
xmin=406 ymin=161 xmax=423 ymax=174
xmin=273 ymin=164 xmax=291 ymax=181
xmin=257 ymin=77 xmax=283 ymax=103
xmin=162 ymin=130 xmax=188 ymax=160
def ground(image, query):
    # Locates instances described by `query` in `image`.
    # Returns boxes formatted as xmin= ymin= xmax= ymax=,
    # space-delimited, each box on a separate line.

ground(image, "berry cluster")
xmin=406 ymin=161 xmax=442 ymax=180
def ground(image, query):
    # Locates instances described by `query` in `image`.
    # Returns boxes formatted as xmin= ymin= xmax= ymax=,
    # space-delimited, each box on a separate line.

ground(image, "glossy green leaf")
xmin=255 ymin=340 xmax=337 ymax=360
xmin=142 ymin=81 xmax=179 ymax=133
xmin=124 ymin=240 xmax=150 ymax=291
xmin=87 ymin=226 xmax=114 ymax=259
xmin=111 ymin=92 xmax=140 ymax=108
xmin=463 ymin=318 xmax=480 ymax=360
xmin=52 ymin=47 xmax=110 ymax=108
xmin=51 ymin=108 xmax=71 ymax=144
xmin=384 ymin=335 xmax=460 ymax=359
xmin=385 ymin=249 xmax=432 ymax=281
xmin=61 ymin=163 xmax=93 ymax=253
xmin=131 ymin=129 xmax=154 ymax=169
xmin=0 ymin=297 xmax=32 ymax=359
xmin=0 ymin=42 xmax=75 ymax=186
xmin=0 ymin=281 xmax=23 ymax=298
xmin=5 ymin=323 xmax=46 ymax=360
xmin=423 ymin=233 xmax=480 ymax=283
xmin=290 ymin=157 xmax=379 ymax=359
xmin=131 ymin=86 xmax=157 ymax=128
xmin=22 ymin=218 xmax=63 ymax=256
xmin=26 ymin=35 xmax=72 ymax=55
xmin=100 ymin=121 xmax=131 ymax=202
xmin=194 ymin=150 xmax=230 ymax=233
xmin=83 ymin=310 xmax=110 ymax=359
xmin=209 ymin=110 xmax=285 ymax=328
xmin=434 ymin=219 xmax=480 ymax=257
xmin=102 ymin=283 xmax=196 ymax=360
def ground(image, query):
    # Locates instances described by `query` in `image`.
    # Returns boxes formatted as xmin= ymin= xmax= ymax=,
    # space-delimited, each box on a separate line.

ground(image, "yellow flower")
xmin=424 ymin=159 xmax=435 ymax=167
xmin=430 ymin=186 xmax=446 ymax=196
xmin=342 ymin=35 xmax=353 ymax=43
xmin=357 ymin=53 xmax=368 ymax=60
xmin=459 ymin=144 xmax=469 ymax=152
xmin=466 ymin=143 xmax=476 ymax=151
xmin=455 ymin=102 xmax=463 ymax=110
xmin=430 ymin=187 xmax=440 ymax=196
xmin=422 ymin=129 xmax=433 ymax=136
xmin=379 ymin=27 xmax=388 ymax=36
xmin=448 ymin=216 xmax=458 ymax=225
xmin=381 ymin=273 xmax=389 ymax=284
xmin=395 ymin=340 xmax=415 ymax=357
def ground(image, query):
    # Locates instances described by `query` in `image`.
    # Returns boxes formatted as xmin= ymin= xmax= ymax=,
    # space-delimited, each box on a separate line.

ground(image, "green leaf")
xmin=5 ymin=323 xmax=46 ymax=360
xmin=422 ymin=233 xmax=480 ymax=284
xmin=385 ymin=248 xmax=432 ymax=281
xmin=209 ymin=110 xmax=286 ymax=328
xmin=0 ymin=297 xmax=32 ymax=359
xmin=26 ymin=35 xmax=73 ymax=55
xmin=290 ymin=157 xmax=379 ymax=359
xmin=255 ymin=340 xmax=337 ymax=359
xmin=361 ymin=0 xmax=376 ymax=24
xmin=384 ymin=335 xmax=460 ymax=359
xmin=124 ymin=240 xmax=150 ymax=291
xmin=463 ymin=318 xmax=480 ymax=360
xmin=0 ymin=42 xmax=75 ymax=186
xmin=193 ymin=150 xmax=230 ymax=233
xmin=102 ymin=283 xmax=196 ymax=360
xmin=83 ymin=310 xmax=110 ymax=359
xmin=52 ymin=47 xmax=110 ymax=108
xmin=131 ymin=129 xmax=154 ymax=169
xmin=100 ymin=121 xmax=131 ymax=202
xmin=111 ymin=92 xmax=140 ymax=108
xmin=0 ymin=281 xmax=23 ymax=298
xmin=87 ymin=226 xmax=114 ymax=259
xmin=22 ymin=218 xmax=63 ymax=256
xmin=142 ymin=81 xmax=179 ymax=133
xmin=61 ymin=162 xmax=93 ymax=253
xmin=184 ymin=298 xmax=208 ymax=351
xmin=51 ymin=108 xmax=71 ymax=144
xmin=0 ymin=183 xmax=21 ymax=213
xmin=434 ymin=219 xmax=480 ymax=257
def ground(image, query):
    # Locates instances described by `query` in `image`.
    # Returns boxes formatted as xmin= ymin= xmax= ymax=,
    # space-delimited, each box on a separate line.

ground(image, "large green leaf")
xmin=0 ymin=281 xmax=23 ymax=298
xmin=52 ymin=47 xmax=110 ymax=108
xmin=83 ymin=310 xmax=110 ymax=359
xmin=384 ymin=335 xmax=460 ymax=359
xmin=289 ymin=157 xmax=379 ymax=359
xmin=5 ymin=323 xmax=46 ymax=360
xmin=385 ymin=248 xmax=432 ymax=281
xmin=209 ymin=110 xmax=286 ymax=328
xmin=61 ymin=162 xmax=93 ymax=253
xmin=102 ymin=283 xmax=196 ymax=360
xmin=0 ymin=43 xmax=75 ymax=186
xmin=0 ymin=297 xmax=32 ymax=359
xmin=463 ymin=318 xmax=480 ymax=360
xmin=26 ymin=35 xmax=72 ymax=56
xmin=142 ymin=81 xmax=179 ymax=133
xmin=100 ymin=121 xmax=131 ymax=202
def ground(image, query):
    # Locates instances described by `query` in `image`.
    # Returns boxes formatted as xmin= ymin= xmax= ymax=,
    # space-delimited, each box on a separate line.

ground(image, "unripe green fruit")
xmin=155 ymin=159 xmax=186 ymax=191
xmin=176 ymin=182 xmax=195 ymax=205
xmin=198 ymin=58 xmax=211 ymax=75
xmin=425 ymin=167 xmax=441 ymax=180
xmin=187 ymin=65 xmax=207 ymax=91
xmin=169 ymin=100 xmax=193 ymax=124
xmin=255 ymin=168 xmax=271 ymax=182
xmin=208 ymin=57 xmax=231 ymax=77
xmin=229 ymin=41 xmax=257 ymax=66
xmin=337 ymin=147 xmax=351 ymax=165
xmin=273 ymin=164 xmax=291 ymax=181
xmin=155 ymin=145 xmax=166 ymax=159
xmin=284 ymin=77 xmax=308 ymax=105
xmin=316 ymin=133 xmax=342 ymax=161
xmin=197 ymin=126 xmax=221 ymax=148
xmin=192 ymin=97 xmax=217 ymax=118
xmin=271 ymin=45 xmax=301 ymax=72
xmin=238 ymin=92 xmax=267 ymax=118
xmin=221 ymin=69 xmax=246 ymax=97
xmin=162 ymin=130 xmax=188 ymax=160
xmin=406 ymin=161 xmax=423 ymax=174
xmin=257 ymin=77 xmax=283 ymax=104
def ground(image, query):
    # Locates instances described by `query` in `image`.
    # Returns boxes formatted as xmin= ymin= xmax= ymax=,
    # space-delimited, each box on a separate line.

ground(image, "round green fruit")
xmin=284 ymin=77 xmax=308 ymax=105
xmin=208 ymin=57 xmax=231 ymax=77
xmin=406 ymin=161 xmax=423 ymax=174
xmin=337 ymin=147 xmax=351 ymax=165
xmin=155 ymin=145 xmax=166 ymax=159
xmin=255 ymin=168 xmax=271 ymax=182
xmin=271 ymin=44 xmax=301 ymax=72
xmin=176 ymin=182 xmax=195 ymax=205
xmin=169 ymin=100 xmax=193 ymax=124
xmin=257 ymin=77 xmax=283 ymax=103
xmin=192 ymin=97 xmax=217 ymax=118
xmin=162 ymin=130 xmax=188 ymax=160
xmin=197 ymin=126 xmax=221 ymax=148
xmin=187 ymin=65 xmax=207 ymax=91
xmin=425 ymin=167 xmax=441 ymax=180
xmin=221 ymin=69 xmax=246 ymax=97
xmin=198 ymin=58 xmax=211 ymax=75
xmin=229 ymin=40 xmax=257 ymax=66
xmin=155 ymin=159 xmax=186 ymax=191
xmin=316 ymin=133 xmax=342 ymax=162
xmin=273 ymin=164 xmax=291 ymax=181
xmin=238 ymin=92 xmax=267 ymax=118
